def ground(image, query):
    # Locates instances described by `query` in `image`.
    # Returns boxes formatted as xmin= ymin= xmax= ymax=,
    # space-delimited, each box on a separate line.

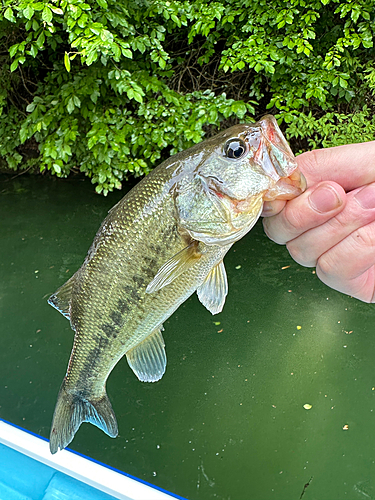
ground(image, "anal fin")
xmin=197 ymin=260 xmax=228 ymax=314
xmin=126 ymin=328 xmax=167 ymax=382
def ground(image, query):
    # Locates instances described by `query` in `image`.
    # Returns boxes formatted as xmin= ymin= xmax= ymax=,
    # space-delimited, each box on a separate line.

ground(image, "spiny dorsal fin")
xmin=146 ymin=242 xmax=201 ymax=294
xmin=197 ymin=260 xmax=228 ymax=315
xmin=126 ymin=327 xmax=167 ymax=382
xmin=48 ymin=273 xmax=76 ymax=320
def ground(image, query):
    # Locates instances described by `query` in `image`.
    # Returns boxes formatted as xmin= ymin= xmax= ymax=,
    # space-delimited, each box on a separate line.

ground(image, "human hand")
xmin=262 ymin=141 xmax=375 ymax=302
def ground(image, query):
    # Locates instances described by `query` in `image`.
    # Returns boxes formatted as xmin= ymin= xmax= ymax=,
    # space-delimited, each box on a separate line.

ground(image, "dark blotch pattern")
xmin=101 ymin=323 xmax=117 ymax=339
xmin=110 ymin=310 xmax=124 ymax=328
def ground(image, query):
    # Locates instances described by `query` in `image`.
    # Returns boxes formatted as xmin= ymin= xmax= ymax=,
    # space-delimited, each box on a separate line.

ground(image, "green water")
xmin=1 ymin=174 xmax=375 ymax=500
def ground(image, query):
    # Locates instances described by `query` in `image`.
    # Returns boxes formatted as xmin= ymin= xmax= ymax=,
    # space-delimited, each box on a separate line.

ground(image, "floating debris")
xmin=343 ymin=424 xmax=349 ymax=430
xmin=281 ymin=265 xmax=290 ymax=270
xmin=303 ymin=404 xmax=312 ymax=410
xmin=235 ymin=265 xmax=241 ymax=269
xmin=297 ymin=325 xmax=302 ymax=330
xmin=300 ymin=476 xmax=313 ymax=499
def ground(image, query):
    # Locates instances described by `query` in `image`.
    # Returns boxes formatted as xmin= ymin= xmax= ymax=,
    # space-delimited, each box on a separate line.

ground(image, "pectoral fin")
xmin=48 ymin=273 xmax=77 ymax=320
xmin=146 ymin=242 xmax=201 ymax=294
xmin=126 ymin=328 xmax=167 ymax=382
xmin=197 ymin=260 xmax=228 ymax=315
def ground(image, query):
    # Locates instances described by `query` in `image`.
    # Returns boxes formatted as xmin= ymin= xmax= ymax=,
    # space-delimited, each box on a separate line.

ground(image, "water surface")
xmin=1 ymin=174 xmax=375 ymax=500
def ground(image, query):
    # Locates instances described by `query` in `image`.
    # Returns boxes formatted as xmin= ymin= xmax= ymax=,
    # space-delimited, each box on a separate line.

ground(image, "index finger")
xmin=263 ymin=181 xmax=346 ymax=245
xmin=298 ymin=141 xmax=375 ymax=191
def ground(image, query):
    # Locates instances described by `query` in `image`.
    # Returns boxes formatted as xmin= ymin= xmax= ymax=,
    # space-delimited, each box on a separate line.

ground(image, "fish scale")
xmin=48 ymin=115 xmax=306 ymax=453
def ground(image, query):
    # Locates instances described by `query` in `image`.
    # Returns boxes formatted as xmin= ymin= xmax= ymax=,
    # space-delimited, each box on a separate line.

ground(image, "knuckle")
xmin=283 ymin=201 xmax=307 ymax=234
xmin=316 ymin=252 xmax=334 ymax=278
xmin=352 ymin=224 xmax=375 ymax=248
xmin=297 ymin=150 xmax=322 ymax=182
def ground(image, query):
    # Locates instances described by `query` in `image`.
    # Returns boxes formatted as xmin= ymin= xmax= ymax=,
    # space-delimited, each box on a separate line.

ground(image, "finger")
xmin=316 ymin=221 xmax=375 ymax=303
xmin=261 ymin=199 xmax=286 ymax=217
xmin=287 ymin=183 xmax=375 ymax=267
xmin=263 ymin=181 xmax=346 ymax=245
xmin=297 ymin=141 xmax=375 ymax=191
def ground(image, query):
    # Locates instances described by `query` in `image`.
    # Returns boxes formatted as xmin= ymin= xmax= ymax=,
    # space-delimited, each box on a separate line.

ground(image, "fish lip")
xmin=255 ymin=135 xmax=298 ymax=181
xmin=204 ymin=175 xmax=235 ymax=200
xmin=256 ymin=115 xmax=297 ymax=180
xmin=204 ymin=175 xmax=256 ymax=214
xmin=264 ymin=167 xmax=307 ymax=201
xmin=258 ymin=115 xmax=295 ymax=159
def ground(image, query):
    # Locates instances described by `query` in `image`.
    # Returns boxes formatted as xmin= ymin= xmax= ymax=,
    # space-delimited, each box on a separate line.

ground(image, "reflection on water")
xmin=1 ymin=174 xmax=375 ymax=500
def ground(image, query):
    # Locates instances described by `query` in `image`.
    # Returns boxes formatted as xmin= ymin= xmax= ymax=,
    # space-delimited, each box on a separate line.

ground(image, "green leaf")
xmin=42 ymin=6 xmax=53 ymax=23
xmin=86 ymin=50 xmax=98 ymax=65
xmin=4 ymin=7 xmax=16 ymax=22
xmin=10 ymin=59 xmax=19 ymax=72
xmin=96 ymin=0 xmax=108 ymax=8
xmin=36 ymin=31 xmax=45 ymax=48
xmin=26 ymin=102 xmax=36 ymax=112
xmin=9 ymin=44 xmax=19 ymax=58
xmin=362 ymin=39 xmax=373 ymax=48
xmin=64 ymin=52 xmax=71 ymax=72
xmin=33 ymin=3 xmax=45 ymax=11
xmin=112 ymin=43 xmax=121 ymax=60
xmin=339 ymin=77 xmax=348 ymax=89
xmin=23 ymin=5 xmax=35 ymax=20
xmin=122 ymin=48 xmax=132 ymax=59
xmin=73 ymin=95 xmax=81 ymax=107
xmin=133 ymin=91 xmax=143 ymax=103
xmin=28 ymin=44 xmax=38 ymax=57
xmin=19 ymin=127 xmax=28 ymax=144
xmin=66 ymin=98 xmax=75 ymax=114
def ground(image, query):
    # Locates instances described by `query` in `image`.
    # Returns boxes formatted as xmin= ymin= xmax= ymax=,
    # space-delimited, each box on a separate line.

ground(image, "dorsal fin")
xmin=48 ymin=273 xmax=76 ymax=320
xmin=146 ymin=242 xmax=201 ymax=294
xmin=126 ymin=327 xmax=166 ymax=382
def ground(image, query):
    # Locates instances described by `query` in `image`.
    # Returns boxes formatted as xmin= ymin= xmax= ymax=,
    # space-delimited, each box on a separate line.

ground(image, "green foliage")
xmin=285 ymin=106 xmax=375 ymax=151
xmin=0 ymin=0 xmax=375 ymax=193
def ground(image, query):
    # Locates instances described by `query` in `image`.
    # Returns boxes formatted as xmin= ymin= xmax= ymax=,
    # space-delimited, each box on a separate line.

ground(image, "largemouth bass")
xmin=48 ymin=115 xmax=306 ymax=454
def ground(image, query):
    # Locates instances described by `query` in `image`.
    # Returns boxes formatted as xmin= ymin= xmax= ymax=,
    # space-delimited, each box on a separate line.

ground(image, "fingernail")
xmin=309 ymin=184 xmax=343 ymax=213
xmin=354 ymin=185 xmax=375 ymax=209
xmin=261 ymin=202 xmax=274 ymax=215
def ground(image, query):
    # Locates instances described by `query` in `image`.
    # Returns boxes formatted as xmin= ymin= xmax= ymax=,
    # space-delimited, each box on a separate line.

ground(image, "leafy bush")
xmin=1 ymin=0 xmax=375 ymax=193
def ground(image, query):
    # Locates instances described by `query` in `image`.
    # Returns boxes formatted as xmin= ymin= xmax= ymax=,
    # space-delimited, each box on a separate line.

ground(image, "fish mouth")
xmin=258 ymin=115 xmax=295 ymax=163
xmin=205 ymin=176 xmax=262 ymax=215
xmin=206 ymin=158 xmax=306 ymax=206
xmin=206 ymin=167 xmax=306 ymax=216
xmin=264 ymin=167 xmax=307 ymax=201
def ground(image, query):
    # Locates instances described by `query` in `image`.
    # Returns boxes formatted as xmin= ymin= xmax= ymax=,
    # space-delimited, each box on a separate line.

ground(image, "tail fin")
xmin=49 ymin=380 xmax=118 ymax=454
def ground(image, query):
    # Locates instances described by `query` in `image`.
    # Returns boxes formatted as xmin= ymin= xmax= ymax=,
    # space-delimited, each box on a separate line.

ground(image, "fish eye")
xmin=224 ymin=139 xmax=248 ymax=160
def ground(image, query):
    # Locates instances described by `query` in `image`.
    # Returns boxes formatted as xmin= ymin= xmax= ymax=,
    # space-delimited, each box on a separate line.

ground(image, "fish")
xmin=48 ymin=114 xmax=306 ymax=454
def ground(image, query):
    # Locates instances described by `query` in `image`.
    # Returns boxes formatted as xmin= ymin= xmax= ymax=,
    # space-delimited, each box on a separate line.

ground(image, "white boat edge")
xmin=0 ymin=419 xmax=184 ymax=500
